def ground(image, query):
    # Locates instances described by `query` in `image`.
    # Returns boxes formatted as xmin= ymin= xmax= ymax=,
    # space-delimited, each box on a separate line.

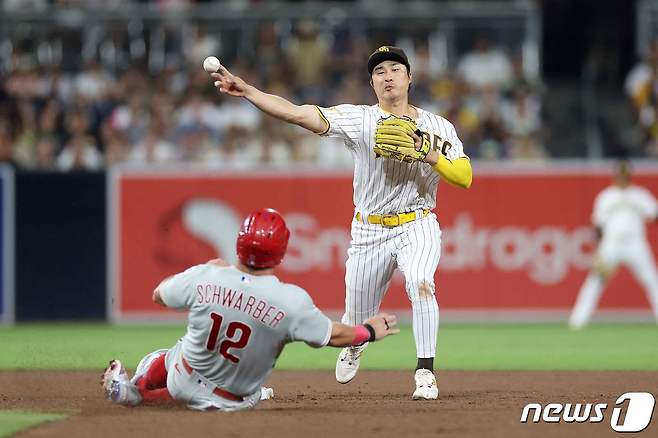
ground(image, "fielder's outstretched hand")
xmin=364 ymin=313 xmax=400 ymax=340
xmin=211 ymin=63 xmax=249 ymax=97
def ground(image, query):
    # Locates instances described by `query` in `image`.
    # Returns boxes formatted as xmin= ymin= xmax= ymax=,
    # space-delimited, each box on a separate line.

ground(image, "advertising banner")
xmin=109 ymin=166 xmax=658 ymax=322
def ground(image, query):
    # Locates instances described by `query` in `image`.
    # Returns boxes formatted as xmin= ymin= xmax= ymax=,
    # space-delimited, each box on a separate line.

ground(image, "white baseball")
xmin=203 ymin=56 xmax=220 ymax=73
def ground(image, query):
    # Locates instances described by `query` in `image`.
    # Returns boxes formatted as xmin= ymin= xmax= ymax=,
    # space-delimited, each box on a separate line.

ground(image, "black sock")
xmin=416 ymin=358 xmax=434 ymax=372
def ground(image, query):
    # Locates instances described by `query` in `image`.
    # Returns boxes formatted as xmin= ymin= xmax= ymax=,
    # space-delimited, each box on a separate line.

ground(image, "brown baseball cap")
xmin=367 ymin=46 xmax=411 ymax=75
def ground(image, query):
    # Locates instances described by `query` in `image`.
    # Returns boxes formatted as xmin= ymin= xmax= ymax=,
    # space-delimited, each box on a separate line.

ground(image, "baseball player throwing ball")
xmin=570 ymin=161 xmax=658 ymax=328
xmin=102 ymin=208 xmax=399 ymax=411
xmin=209 ymin=46 xmax=472 ymax=399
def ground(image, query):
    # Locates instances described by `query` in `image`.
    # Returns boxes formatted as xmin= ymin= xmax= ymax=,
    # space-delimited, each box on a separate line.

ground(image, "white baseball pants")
xmin=342 ymin=212 xmax=442 ymax=358
xmin=164 ymin=340 xmax=261 ymax=411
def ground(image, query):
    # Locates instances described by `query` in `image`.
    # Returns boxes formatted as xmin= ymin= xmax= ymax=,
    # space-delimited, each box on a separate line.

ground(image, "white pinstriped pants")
xmin=342 ymin=212 xmax=442 ymax=358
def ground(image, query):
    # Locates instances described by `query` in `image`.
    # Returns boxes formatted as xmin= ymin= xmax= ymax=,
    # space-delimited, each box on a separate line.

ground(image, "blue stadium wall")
xmin=15 ymin=171 xmax=106 ymax=320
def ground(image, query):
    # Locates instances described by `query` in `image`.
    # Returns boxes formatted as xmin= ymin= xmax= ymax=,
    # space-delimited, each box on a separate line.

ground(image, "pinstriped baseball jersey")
xmin=317 ymin=104 xmax=467 ymax=216
xmin=159 ymin=263 xmax=332 ymax=396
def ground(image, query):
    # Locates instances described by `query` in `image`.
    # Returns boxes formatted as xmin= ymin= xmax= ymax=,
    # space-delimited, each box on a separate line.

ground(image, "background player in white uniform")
xmin=209 ymin=46 xmax=472 ymax=399
xmin=570 ymin=162 xmax=658 ymax=328
xmin=102 ymin=208 xmax=399 ymax=411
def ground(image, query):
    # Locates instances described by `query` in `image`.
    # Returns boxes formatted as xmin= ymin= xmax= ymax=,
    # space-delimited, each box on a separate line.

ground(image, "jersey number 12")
xmin=206 ymin=312 xmax=252 ymax=363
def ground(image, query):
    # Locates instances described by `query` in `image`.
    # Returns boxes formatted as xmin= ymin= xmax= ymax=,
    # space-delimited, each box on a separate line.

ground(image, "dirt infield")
xmin=1 ymin=370 xmax=656 ymax=437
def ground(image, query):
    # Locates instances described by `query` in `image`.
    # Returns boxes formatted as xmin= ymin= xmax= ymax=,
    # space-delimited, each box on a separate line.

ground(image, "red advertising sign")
xmin=109 ymin=166 xmax=658 ymax=322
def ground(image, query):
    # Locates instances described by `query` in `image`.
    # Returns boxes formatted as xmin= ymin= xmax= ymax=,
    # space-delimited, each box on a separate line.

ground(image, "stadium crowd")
xmin=0 ymin=16 xmax=544 ymax=171
xmin=625 ymin=39 xmax=658 ymax=158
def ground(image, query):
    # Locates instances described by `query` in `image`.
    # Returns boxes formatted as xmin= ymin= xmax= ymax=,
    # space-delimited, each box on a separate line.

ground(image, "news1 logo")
xmin=520 ymin=392 xmax=655 ymax=432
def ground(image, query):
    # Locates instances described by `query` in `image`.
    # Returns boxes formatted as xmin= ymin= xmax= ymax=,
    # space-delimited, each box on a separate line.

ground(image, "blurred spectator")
xmin=0 ymin=120 xmax=18 ymax=167
xmin=457 ymin=37 xmax=512 ymax=90
xmin=327 ymin=28 xmax=369 ymax=82
xmin=75 ymin=61 xmax=115 ymax=102
xmin=34 ymin=137 xmax=57 ymax=170
xmin=442 ymin=92 xmax=480 ymax=155
xmin=56 ymin=110 xmax=103 ymax=170
xmin=116 ymin=68 xmax=149 ymax=99
xmin=625 ymin=40 xmax=658 ymax=155
xmin=154 ymin=66 xmax=188 ymax=98
xmin=501 ymin=87 xmax=545 ymax=160
xmin=504 ymin=53 xmax=542 ymax=97
xmin=213 ymin=125 xmax=252 ymax=168
xmin=105 ymin=134 xmax=131 ymax=165
xmin=286 ymin=19 xmax=329 ymax=101
xmin=315 ymin=135 xmax=354 ymax=168
xmin=178 ymin=123 xmax=218 ymax=163
xmin=129 ymin=114 xmax=176 ymax=165
xmin=330 ymin=74 xmax=368 ymax=106
xmin=219 ymin=97 xmax=262 ymax=133
xmin=45 ymin=67 xmax=76 ymax=104
xmin=38 ymin=99 xmax=64 ymax=142
xmin=108 ymin=92 xmax=150 ymax=144
xmin=625 ymin=40 xmax=658 ymax=106
xmin=253 ymin=23 xmax=289 ymax=84
xmin=14 ymin=99 xmax=38 ymax=167
xmin=186 ymin=27 xmax=221 ymax=65
xmin=410 ymin=43 xmax=435 ymax=107
xmin=473 ymin=86 xmax=507 ymax=159
xmin=251 ymin=118 xmax=292 ymax=166
xmin=176 ymin=89 xmax=223 ymax=134
xmin=5 ymin=65 xmax=48 ymax=100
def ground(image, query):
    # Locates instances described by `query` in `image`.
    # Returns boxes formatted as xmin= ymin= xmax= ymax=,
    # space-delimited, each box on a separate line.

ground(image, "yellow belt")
xmin=355 ymin=209 xmax=430 ymax=228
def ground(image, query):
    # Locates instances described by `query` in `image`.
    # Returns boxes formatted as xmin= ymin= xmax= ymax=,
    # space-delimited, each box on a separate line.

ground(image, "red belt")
xmin=181 ymin=357 xmax=244 ymax=402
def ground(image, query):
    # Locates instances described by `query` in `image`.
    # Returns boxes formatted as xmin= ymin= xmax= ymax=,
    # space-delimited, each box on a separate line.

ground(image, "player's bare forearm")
xmin=210 ymin=66 xmax=327 ymax=134
xmin=426 ymin=152 xmax=472 ymax=189
xmin=327 ymin=313 xmax=399 ymax=347
xmin=243 ymin=86 xmax=327 ymax=134
xmin=327 ymin=322 xmax=360 ymax=347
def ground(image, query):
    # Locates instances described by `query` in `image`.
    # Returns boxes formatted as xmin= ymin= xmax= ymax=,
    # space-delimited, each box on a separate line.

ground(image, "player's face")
xmin=371 ymin=61 xmax=411 ymax=101
xmin=615 ymin=169 xmax=631 ymax=187
xmin=614 ymin=162 xmax=631 ymax=187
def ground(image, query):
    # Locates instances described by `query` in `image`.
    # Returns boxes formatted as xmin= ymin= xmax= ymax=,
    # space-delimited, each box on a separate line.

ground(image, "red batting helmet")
xmin=236 ymin=208 xmax=290 ymax=269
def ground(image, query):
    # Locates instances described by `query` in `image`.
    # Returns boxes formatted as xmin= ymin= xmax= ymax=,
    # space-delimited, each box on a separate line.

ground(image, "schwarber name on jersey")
xmin=317 ymin=104 xmax=468 ymax=216
xmin=159 ymin=263 xmax=332 ymax=396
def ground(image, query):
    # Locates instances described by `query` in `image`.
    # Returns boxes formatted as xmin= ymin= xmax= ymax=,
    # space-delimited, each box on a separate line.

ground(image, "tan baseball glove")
xmin=374 ymin=116 xmax=431 ymax=163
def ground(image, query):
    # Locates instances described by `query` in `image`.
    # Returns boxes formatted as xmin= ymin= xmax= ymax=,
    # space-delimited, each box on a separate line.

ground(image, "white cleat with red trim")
xmin=102 ymin=360 xmax=142 ymax=406
xmin=130 ymin=349 xmax=168 ymax=385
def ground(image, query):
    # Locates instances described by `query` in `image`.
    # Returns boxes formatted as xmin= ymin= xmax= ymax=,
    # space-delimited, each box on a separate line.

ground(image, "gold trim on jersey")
xmin=314 ymin=106 xmax=330 ymax=135
xmin=376 ymin=104 xmax=419 ymax=121
xmin=355 ymin=209 xmax=430 ymax=228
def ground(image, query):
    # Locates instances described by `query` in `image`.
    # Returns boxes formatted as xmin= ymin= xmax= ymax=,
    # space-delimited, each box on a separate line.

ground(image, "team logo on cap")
xmin=377 ymin=46 xmax=390 ymax=52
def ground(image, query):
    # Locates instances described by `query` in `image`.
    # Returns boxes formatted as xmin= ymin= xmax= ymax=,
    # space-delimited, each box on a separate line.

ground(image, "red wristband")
xmin=352 ymin=325 xmax=371 ymax=346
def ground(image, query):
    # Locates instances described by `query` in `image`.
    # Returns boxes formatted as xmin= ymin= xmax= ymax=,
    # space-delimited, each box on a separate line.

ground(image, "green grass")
xmin=0 ymin=323 xmax=656 ymax=370
xmin=0 ymin=410 xmax=66 ymax=437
